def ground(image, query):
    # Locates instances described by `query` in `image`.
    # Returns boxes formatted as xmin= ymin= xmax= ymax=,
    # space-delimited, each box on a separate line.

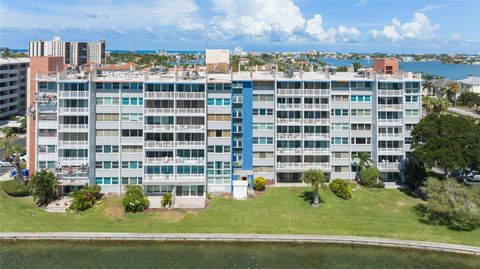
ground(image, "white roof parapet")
xmin=0 ymin=57 xmax=30 ymax=65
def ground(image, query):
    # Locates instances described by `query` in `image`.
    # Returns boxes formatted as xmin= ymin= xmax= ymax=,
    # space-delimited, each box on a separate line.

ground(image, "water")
xmin=319 ymin=58 xmax=480 ymax=80
xmin=1 ymin=241 xmax=479 ymax=269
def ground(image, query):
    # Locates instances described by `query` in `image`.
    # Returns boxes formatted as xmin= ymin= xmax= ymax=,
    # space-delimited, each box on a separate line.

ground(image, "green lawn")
xmin=1 ymin=186 xmax=479 ymax=246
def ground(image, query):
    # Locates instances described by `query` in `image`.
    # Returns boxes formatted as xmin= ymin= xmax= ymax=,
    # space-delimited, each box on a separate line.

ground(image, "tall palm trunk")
xmin=312 ymin=182 xmax=319 ymax=207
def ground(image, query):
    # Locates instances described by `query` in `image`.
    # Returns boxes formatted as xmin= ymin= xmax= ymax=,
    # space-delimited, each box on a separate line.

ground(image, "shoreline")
xmin=1 ymin=232 xmax=479 ymax=256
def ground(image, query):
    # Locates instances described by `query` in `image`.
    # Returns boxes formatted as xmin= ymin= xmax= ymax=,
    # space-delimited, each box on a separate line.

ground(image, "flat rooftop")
xmin=0 ymin=57 xmax=30 ymax=65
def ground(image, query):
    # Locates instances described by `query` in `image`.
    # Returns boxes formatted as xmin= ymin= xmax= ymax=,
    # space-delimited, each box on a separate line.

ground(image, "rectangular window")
xmin=405 ymin=109 xmax=419 ymax=117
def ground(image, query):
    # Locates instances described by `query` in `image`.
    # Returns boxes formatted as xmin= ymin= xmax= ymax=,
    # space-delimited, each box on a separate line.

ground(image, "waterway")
xmin=1 ymin=241 xmax=479 ymax=269
xmin=319 ymin=58 xmax=480 ymax=80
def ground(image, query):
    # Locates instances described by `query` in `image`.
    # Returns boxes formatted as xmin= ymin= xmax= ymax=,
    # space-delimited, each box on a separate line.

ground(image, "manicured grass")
xmin=1 ymin=186 xmax=479 ymax=246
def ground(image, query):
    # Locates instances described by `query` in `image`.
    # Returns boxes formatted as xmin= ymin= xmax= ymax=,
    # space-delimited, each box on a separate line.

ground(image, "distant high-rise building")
xmin=157 ymin=49 xmax=168 ymax=56
xmin=0 ymin=58 xmax=29 ymax=119
xmin=28 ymin=37 xmax=106 ymax=66
xmin=233 ymin=47 xmax=243 ymax=56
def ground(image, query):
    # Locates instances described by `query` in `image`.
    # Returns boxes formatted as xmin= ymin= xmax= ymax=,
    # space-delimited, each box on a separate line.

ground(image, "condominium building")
xmin=29 ymin=37 xmax=106 ymax=66
xmin=0 ymin=58 xmax=29 ymax=119
xmin=28 ymin=55 xmax=422 ymax=201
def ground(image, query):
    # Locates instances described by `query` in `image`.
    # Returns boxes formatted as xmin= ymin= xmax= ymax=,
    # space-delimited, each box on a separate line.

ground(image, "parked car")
xmin=470 ymin=174 xmax=480 ymax=182
xmin=0 ymin=160 xmax=13 ymax=167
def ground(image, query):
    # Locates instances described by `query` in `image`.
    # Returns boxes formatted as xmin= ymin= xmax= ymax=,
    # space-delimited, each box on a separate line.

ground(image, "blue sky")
xmin=1 ymin=0 xmax=479 ymax=53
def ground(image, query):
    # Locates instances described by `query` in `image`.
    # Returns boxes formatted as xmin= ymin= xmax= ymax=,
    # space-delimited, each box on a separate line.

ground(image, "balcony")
xmin=303 ymin=163 xmax=330 ymax=170
xmin=277 ymin=133 xmax=302 ymax=139
xmin=143 ymin=174 xmax=176 ymax=183
xmin=58 ymin=107 xmax=88 ymax=114
xmin=303 ymin=118 xmax=329 ymax=125
xmin=276 ymin=162 xmax=304 ymax=170
xmin=277 ymin=104 xmax=302 ymax=110
xmin=144 ymin=108 xmax=175 ymax=114
xmin=303 ymin=104 xmax=329 ymax=110
xmin=276 ymin=118 xmax=302 ymax=124
xmin=378 ymin=90 xmax=403 ymax=96
xmin=176 ymin=92 xmax=205 ymax=99
xmin=58 ymin=124 xmax=88 ymax=132
xmin=175 ymin=108 xmax=205 ymax=114
xmin=377 ymin=104 xmax=403 ymax=110
xmin=144 ymin=92 xmax=175 ymax=99
xmin=175 ymin=141 xmax=205 ymax=147
xmin=144 ymin=141 xmax=175 ymax=148
xmin=303 ymin=133 xmax=330 ymax=139
xmin=58 ymin=91 xmax=89 ymax=99
xmin=176 ymin=157 xmax=205 ymax=164
xmin=303 ymin=148 xmax=330 ymax=154
xmin=176 ymin=174 xmax=205 ymax=183
xmin=377 ymin=118 xmax=403 ymax=124
xmin=176 ymin=125 xmax=205 ymax=132
xmin=377 ymin=162 xmax=401 ymax=170
xmin=276 ymin=148 xmax=303 ymax=154
xmin=378 ymin=148 xmax=404 ymax=154
xmin=58 ymin=157 xmax=88 ymax=165
xmin=277 ymin=89 xmax=302 ymax=95
xmin=144 ymin=157 xmax=174 ymax=165
xmin=144 ymin=124 xmax=175 ymax=132
xmin=304 ymin=89 xmax=330 ymax=95
xmin=276 ymin=162 xmax=331 ymax=170
xmin=378 ymin=133 xmax=403 ymax=139
xmin=58 ymin=141 xmax=88 ymax=148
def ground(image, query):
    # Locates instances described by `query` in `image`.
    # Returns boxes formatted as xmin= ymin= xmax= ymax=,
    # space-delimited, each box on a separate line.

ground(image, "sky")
xmin=1 ymin=0 xmax=479 ymax=53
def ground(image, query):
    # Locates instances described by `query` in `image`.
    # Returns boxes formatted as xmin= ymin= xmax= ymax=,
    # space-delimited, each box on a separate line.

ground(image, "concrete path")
xmin=1 ymin=232 xmax=479 ymax=256
xmin=448 ymin=107 xmax=480 ymax=119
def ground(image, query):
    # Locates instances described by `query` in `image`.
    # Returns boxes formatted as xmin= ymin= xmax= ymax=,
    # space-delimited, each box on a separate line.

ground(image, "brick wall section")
xmin=27 ymin=57 xmax=65 ymax=174
xmin=373 ymin=58 xmax=399 ymax=74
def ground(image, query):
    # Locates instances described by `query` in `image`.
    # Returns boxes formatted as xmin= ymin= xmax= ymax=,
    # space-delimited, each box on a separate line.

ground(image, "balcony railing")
xmin=378 ymin=133 xmax=403 ymax=139
xmin=144 ymin=157 xmax=174 ymax=165
xmin=58 ymin=141 xmax=88 ymax=147
xmin=304 ymin=89 xmax=330 ymax=95
xmin=303 ymin=148 xmax=330 ymax=154
xmin=58 ymin=107 xmax=88 ymax=114
xmin=378 ymin=90 xmax=403 ymax=96
xmin=176 ymin=125 xmax=205 ymax=132
xmin=277 ymin=89 xmax=302 ymax=95
xmin=303 ymin=118 xmax=329 ymax=124
xmin=144 ymin=124 xmax=175 ymax=132
xmin=144 ymin=141 xmax=175 ymax=148
xmin=58 ymin=124 xmax=88 ymax=131
xmin=277 ymin=133 xmax=302 ymax=139
xmin=276 ymin=118 xmax=303 ymax=124
xmin=175 ymin=108 xmax=205 ymax=114
xmin=276 ymin=162 xmax=330 ymax=170
xmin=58 ymin=91 xmax=89 ymax=99
xmin=144 ymin=174 xmax=176 ymax=183
xmin=377 ymin=162 xmax=401 ymax=170
xmin=176 ymin=157 xmax=205 ymax=164
xmin=144 ymin=108 xmax=175 ymax=114
xmin=276 ymin=148 xmax=303 ymax=154
xmin=378 ymin=148 xmax=404 ymax=153
xmin=303 ymin=104 xmax=329 ymax=110
xmin=175 ymin=141 xmax=205 ymax=147
xmin=144 ymin=92 xmax=175 ymax=99
xmin=303 ymin=133 xmax=330 ymax=139
xmin=378 ymin=118 xmax=403 ymax=124
xmin=176 ymin=174 xmax=205 ymax=183
xmin=176 ymin=92 xmax=205 ymax=99
xmin=377 ymin=104 xmax=403 ymax=110
xmin=277 ymin=104 xmax=302 ymax=110
xmin=58 ymin=157 xmax=89 ymax=165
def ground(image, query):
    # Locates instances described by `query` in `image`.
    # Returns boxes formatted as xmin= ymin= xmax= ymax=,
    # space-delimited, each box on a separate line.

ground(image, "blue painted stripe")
xmin=242 ymin=81 xmax=253 ymax=170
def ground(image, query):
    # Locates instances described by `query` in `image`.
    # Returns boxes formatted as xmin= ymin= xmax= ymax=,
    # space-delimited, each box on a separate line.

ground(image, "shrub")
xmin=329 ymin=179 xmax=352 ymax=200
xmin=29 ymin=170 xmax=58 ymax=206
xmin=359 ymin=167 xmax=381 ymax=188
xmin=70 ymin=185 xmax=102 ymax=211
xmin=420 ymin=177 xmax=480 ymax=231
xmin=1 ymin=180 xmax=29 ymax=197
xmin=122 ymin=185 xmax=149 ymax=212
xmin=161 ymin=193 xmax=172 ymax=208
xmin=253 ymin=177 xmax=266 ymax=191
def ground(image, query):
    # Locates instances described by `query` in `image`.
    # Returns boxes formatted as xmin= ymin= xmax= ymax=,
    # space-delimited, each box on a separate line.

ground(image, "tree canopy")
xmin=457 ymin=92 xmax=480 ymax=108
xmin=411 ymin=113 xmax=480 ymax=173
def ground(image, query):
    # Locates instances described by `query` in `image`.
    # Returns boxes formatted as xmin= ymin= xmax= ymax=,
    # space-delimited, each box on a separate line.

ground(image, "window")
xmin=95 ymin=161 xmax=119 ymax=169
xmin=333 ymin=166 xmax=349 ymax=173
xmin=96 ymin=113 xmax=119 ymax=121
xmin=331 ymin=137 xmax=349 ymax=145
xmin=122 ymin=98 xmax=143 ymax=106
xmin=95 ymin=145 xmax=119 ymax=153
xmin=253 ymin=109 xmax=273 ymax=116
xmin=207 ymin=114 xmax=231 ymax=121
xmin=351 ymin=137 xmax=372 ymax=144
xmin=253 ymin=137 xmax=273 ymax=144
xmin=331 ymin=123 xmax=349 ymax=131
xmin=121 ymin=129 xmax=143 ymax=137
xmin=207 ymin=146 xmax=230 ymax=153
xmin=405 ymin=96 xmax=419 ymax=102
xmin=207 ymin=161 xmax=230 ymax=176
xmin=351 ymin=109 xmax=371 ymax=116
xmin=253 ymin=123 xmax=274 ymax=130
xmin=207 ymin=130 xmax=231 ymax=137
xmin=96 ymin=129 xmax=119 ymax=137
xmin=351 ymin=95 xmax=371 ymax=102
xmin=122 ymin=145 xmax=142 ymax=153
xmin=121 ymin=177 xmax=142 ymax=185
xmin=207 ymin=98 xmax=231 ymax=106
xmin=122 ymin=113 xmax=143 ymax=122
xmin=122 ymin=161 xmax=143 ymax=169
xmin=95 ymin=177 xmax=119 ymax=185
xmin=332 ymin=95 xmax=349 ymax=102
xmin=38 ymin=129 xmax=57 ymax=137
xmin=96 ymin=97 xmax=119 ymax=106
xmin=405 ymin=124 xmax=416 ymax=131
xmin=253 ymin=152 xmax=274 ymax=159
xmin=331 ymin=109 xmax=348 ymax=116
xmin=405 ymin=109 xmax=419 ymax=117
xmin=332 ymin=152 xmax=349 ymax=159
xmin=253 ymin=94 xmax=274 ymax=102
xmin=351 ymin=124 xmax=371 ymax=131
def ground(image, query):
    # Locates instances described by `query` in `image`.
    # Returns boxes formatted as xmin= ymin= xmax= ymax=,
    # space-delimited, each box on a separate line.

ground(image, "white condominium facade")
xmin=0 ymin=58 xmax=29 ymax=119
xmin=29 ymin=64 xmax=422 ymax=197
xmin=29 ymin=37 xmax=106 ymax=66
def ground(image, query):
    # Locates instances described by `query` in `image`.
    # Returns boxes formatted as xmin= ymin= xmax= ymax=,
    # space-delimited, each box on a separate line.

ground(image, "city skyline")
xmin=1 ymin=0 xmax=480 ymax=53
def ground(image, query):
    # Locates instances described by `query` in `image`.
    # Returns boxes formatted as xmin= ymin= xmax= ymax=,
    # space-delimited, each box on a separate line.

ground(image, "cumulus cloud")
xmin=368 ymin=12 xmax=439 ymax=41
xmin=305 ymin=15 xmax=361 ymax=43
xmin=210 ymin=0 xmax=305 ymax=40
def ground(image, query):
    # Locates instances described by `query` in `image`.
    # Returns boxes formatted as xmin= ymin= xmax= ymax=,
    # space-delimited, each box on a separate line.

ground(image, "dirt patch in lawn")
xmin=151 ymin=209 xmax=200 ymax=223
xmin=104 ymin=201 xmax=126 ymax=219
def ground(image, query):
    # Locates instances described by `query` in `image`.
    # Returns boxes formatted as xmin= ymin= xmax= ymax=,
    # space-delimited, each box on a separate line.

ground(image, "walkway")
xmin=1 ymin=232 xmax=479 ymax=256
xmin=448 ymin=107 xmax=480 ymax=119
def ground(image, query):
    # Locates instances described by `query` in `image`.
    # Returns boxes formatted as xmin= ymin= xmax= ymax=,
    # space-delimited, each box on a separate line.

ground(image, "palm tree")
xmin=444 ymin=82 xmax=461 ymax=105
xmin=302 ymin=169 xmax=326 ymax=207
xmin=0 ymin=127 xmax=14 ymax=138
xmin=422 ymin=80 xmax=434 ymax=96
xmin=352 ymin=152 xmax=373 ymax=180
xmin=422 ymin=96 xmax=435 ymax=115
xmin=432 ymin=97 xmax=449 ymax=113
xmin=0 ymin=139 xmax=26 ymax=184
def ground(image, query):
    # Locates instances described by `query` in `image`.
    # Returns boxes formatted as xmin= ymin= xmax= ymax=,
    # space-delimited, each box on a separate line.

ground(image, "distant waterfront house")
xmin=458 ymin=76 xmax=480 ymax=94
